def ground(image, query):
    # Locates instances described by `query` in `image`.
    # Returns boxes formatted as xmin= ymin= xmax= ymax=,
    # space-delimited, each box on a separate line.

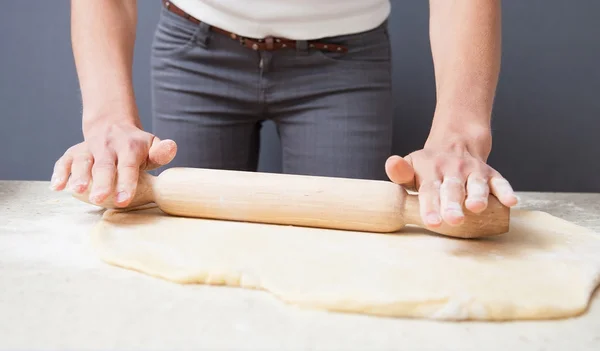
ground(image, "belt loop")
xmin=196 ymin=21 xmax=211 ymax=45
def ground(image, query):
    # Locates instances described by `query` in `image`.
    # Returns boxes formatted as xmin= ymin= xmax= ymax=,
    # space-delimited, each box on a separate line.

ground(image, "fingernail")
xmin=426 ymin=213 xmax=442 ymax=225
xmin=70 ymin=179 xmax=87 ymax=192
xmin=504 ymin=194 xmax=520 ymax=206
xmin=89 ymin=189 xmax=107 ymax=204
xmin=116 ymin=191 xmax=129 ymax=203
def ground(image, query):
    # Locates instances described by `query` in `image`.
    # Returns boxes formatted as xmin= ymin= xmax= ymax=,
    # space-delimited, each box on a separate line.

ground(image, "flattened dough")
xmin=91 ymin=206 xmax=600 ymax=321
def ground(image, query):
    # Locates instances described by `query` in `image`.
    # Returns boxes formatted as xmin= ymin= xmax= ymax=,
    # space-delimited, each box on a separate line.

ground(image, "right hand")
xmin=50 ymin=120 xmax=177 ymax=207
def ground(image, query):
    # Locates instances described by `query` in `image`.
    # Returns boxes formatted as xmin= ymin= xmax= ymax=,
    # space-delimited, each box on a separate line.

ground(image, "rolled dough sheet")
xmin=90 ymin=206 xmax=600 ymax=321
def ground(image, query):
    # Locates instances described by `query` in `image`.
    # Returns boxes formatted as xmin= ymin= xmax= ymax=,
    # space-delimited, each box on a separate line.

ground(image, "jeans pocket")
xmin=313 ymin=24 xmax=391 ymax=66
xmin=151 ymin=7 xmax=210 ymax=58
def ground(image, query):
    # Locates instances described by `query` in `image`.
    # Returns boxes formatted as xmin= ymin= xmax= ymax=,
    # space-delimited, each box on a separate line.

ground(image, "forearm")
xmin=71 ymin=0 xmax=140 ymax=132
xmin=428 ymin=0 xmax=501 ymax=134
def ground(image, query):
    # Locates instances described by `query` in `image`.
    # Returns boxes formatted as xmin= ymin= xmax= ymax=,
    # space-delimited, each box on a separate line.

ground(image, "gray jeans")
xmin=150 ymin=6 xmax=393 ymax=180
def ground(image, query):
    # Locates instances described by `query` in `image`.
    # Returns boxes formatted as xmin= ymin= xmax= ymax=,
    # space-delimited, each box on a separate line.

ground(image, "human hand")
xmin=384 ymin=128 xmax=518 ymax=229
xmin=50 ymin=120 xmax=177 ymax=207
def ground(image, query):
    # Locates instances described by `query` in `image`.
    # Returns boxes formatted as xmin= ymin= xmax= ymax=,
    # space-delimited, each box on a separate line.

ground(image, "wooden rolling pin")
xmin=72 ymin=167 xmax=510 ymax=238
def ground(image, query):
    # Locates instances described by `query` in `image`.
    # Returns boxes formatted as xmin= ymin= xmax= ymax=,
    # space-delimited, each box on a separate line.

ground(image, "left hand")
xmin=384 ymin=127 xmax=518 ymax=229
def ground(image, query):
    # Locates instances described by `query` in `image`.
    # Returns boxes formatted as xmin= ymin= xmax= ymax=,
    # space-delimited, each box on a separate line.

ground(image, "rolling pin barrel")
xmin=72 ymin=167 xmax=510 ymax=238
xmin=153 ymin=168 xmax=409 ymax=232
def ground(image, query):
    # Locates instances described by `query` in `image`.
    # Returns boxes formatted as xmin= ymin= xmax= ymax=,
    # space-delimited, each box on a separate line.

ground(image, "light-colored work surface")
xmin=1 ymin=181 xmax=600 ymax=350
xmin=93 ymin=205 xmax=600 ymax=321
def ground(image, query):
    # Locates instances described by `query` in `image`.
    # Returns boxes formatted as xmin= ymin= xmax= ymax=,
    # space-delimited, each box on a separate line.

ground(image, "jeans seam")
xmin=152 ymin=8 xmax=211 ymax=58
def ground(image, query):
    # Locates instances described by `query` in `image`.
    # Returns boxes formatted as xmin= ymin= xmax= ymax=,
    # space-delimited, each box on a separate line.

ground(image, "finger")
xmin=89 ymin=151 xmax=117 ymax=205
xmin=50 ymin=154 xmax=74 ymax=191
xmin=465 ymin=173 xmax=490 ymax=213
xmin=385 ymin=155 xmax=415 ymax=188
xmin=489 ymin=176 xmax=519 ymax=207
xmin=440 ymin=176 xmax=466 ymax=226
xmin=114 ymin=153 xmax=141 ymax=207
xmin=67 ymin=152 xmax=94 ymax=194
xmin=146 ymin=138 xmax=177 ymax=170
xmin=418 ymin=179 xmax=442 ymax=227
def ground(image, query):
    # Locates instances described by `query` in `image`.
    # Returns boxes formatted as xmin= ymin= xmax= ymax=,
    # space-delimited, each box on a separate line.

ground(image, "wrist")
xmin=425 ymin=113 xmax=492 ymax=160
xmin=82 ymin=107 xmax=141 ymax=137
xmin=80 ymin=85 xmax=139 ymax=128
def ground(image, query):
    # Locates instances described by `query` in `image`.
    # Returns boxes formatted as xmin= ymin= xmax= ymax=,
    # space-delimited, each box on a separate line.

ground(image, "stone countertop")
xmin=1 ymin=181 xmax=599 ymax=351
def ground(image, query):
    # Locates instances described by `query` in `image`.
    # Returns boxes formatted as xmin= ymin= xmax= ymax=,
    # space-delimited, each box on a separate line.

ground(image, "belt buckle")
xmin=233 ymin=34 xmax=289 ymax=52
xmin=241 ymin=36 xmax=275 ymax=51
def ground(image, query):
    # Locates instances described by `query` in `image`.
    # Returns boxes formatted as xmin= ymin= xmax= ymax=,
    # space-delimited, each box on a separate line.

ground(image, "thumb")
xmin=385 ymin=155 xmax=415 ymax=188
xmin=146 ymin=137 xmax=177 ymax=170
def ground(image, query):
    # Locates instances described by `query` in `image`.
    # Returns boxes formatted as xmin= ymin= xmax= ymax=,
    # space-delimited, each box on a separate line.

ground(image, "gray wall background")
xmin=1 ymin=0 xmax=598 ymax=192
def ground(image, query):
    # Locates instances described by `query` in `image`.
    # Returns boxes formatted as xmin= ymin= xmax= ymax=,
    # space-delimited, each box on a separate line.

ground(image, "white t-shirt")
xmin=169 ymin=0 xmax=391 ymax=40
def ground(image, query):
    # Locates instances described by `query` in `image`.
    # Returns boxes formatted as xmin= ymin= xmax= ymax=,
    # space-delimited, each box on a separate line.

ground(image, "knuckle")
xmin=117 ymin=177 xmax=140 ymax=190
xmin=441 ymin=181 xmax=465 ymax=199
xmin=93 ymin=159 xmax=116 ymax=171
xmin=119 ymin=163 xmax=140 ymax=171
xmin=450 ymin=158 xmax=475 ymax=175
xmin=75 ymin=154 xmax=93 ymax=165
xmin=456 ymin=159 xmax=476 ymax=174
xmin=454 ymin=159 xmax=468 ymax=173
xmin=65 ymin=146 xmax=77 ymax=156
xmin=89 ymin=137 xmax=112 ymax=151
xmin=53 ymin=164 xmax=64 ymax=175
xmin=475 ymin=164 xmax=491 ymax=177
xmin=104 ymin=123 xmax=120 ymax=138
xmin=125 ymin=138 xmax=144 ymax=151
xmin=441 ymin=177 xmax=464 ymax=196
xmin=65 ymin=142 xmax=84 ymax=155
xmin=54 ymin=156 xmax=70 ymax=171
xmin=469 ymin=171 xmax=487 ymax=183
xmin=433 ymin=158 xmax=446 ymax=170
xmin=53 ymin=158 xmax=64 ymax=169
xmin=418 ymin=192 xmax=438 ymax=210
xmin=419 ymin=179 xmax=441 ymax=193
xmin=92 ymin=135 xmax=114 ymax=150
xmin=82 ymin=156 xmax=94 ymax=166
xmin=443 ymin=175 xmax=464 ymax=185
xmin=101 ymin=138 xmax=112 ymax=149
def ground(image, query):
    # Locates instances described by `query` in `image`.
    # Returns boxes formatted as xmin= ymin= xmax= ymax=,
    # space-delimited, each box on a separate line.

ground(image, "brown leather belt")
xmin=162 ymin=0 xmax=348 ymax=53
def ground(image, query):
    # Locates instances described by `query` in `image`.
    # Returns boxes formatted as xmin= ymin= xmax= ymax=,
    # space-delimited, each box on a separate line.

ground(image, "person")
xmin=50 ymin=0 xmax=518 ymax=230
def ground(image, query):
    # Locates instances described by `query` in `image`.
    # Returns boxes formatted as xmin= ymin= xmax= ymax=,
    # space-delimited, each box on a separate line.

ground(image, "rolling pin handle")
xmin=71 ymin=172 xmax=156 ymax=209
